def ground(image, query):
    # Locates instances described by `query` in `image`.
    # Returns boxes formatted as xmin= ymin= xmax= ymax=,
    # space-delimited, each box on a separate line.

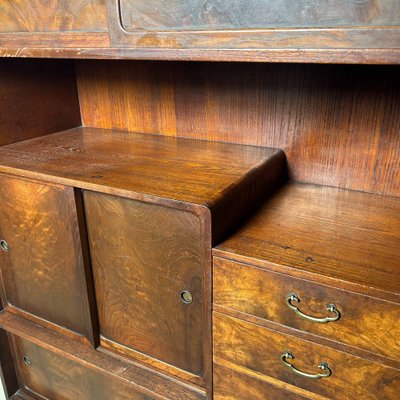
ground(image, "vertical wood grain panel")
xmin=77 ymin=61 xmax=400 ymax=196
xmin=0 ymin=59 xmax=81 ymax=147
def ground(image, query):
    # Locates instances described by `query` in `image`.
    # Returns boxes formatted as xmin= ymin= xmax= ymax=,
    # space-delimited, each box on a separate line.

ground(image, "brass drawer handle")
xmin=0 ymin=240 xmax=9 ymax=251
xmin=281 ymin=352 xmax=332 ymax=379
xmin=286 ymin=293 xmax=340 ymax=323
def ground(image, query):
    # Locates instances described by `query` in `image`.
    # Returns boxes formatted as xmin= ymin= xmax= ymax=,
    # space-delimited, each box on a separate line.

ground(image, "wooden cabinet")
xmin=0 ymin=175 xmax=97 ymax=345
xmin=0 ymin=2 xmax=399 ymax=398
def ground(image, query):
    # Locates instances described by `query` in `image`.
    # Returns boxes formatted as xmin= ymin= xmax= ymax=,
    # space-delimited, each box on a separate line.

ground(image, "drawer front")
xmin=0 ymin=176 xmax=95 ymax=341
xmin=214 ymin=363 xmax=311 ymax=400
xmin=84 ymin=191 xmax=206 ymax=377
xmin=214 ymin=257 xmax=400 ymax=360
xmin=12 ymin=335 xmax=154 ymax=400
xmin=214 ymin=313 xmax=400 ymax=400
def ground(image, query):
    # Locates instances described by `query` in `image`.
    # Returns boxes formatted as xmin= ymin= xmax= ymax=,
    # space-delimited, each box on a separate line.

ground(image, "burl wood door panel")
xmin=119 ymin=0 xmax=400 ymax=32
xmin=12 ymin=335 xmax=154 ymax=400
xmin=84 ymin=191 xmax=206 ymax=378
xmin=0 ymin=175 xmax=95 ymax=343
xmin=214 ymin=313 xmax=400 ymax=400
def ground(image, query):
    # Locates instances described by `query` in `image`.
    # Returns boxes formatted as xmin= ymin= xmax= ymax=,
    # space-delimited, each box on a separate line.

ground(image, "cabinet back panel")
xmin=0 ymin=59 xmax=81 ymax=147
xmin=77 ymin=61 xmax=400 ymax=197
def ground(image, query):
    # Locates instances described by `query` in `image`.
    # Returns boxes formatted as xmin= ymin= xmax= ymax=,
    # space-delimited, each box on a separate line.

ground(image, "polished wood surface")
xmin=0 ymin=0 xmax=108 ymax=32
xmin=214 ymin=313 xmax=400 ymax=400
xmin=77 ymin=61 xmax=400 ymax=197
xmin=214 ymin=364 xmax=312 ymax=400
xmin=0 ymin=313 xmax=206 ymax=400
xmin=214 ymin=257 xmax=400 ymax=362
xmin=0 ymin=59 xmax=81 ymax=147
xmin=84 ymin=191 xmax=207 ymax=383
xmin=0 ymin=329 xmax=17 ymax=398
xmin=0 ymin=126 xmax=285 ymax=244
xmin=119 ymin=0 xmax=400 ymax=32
xmin=0 ymin=1 xmax=398 ymax=63
xmin=214 ymin=183 xmax=400 ymax=297
xmin=12 ymin=335 xmax=155 ymax=400
xmin=0 ymin=126 xmax=281 ymax=205
xmin=0 ymin=175 xmax=97 ymax=344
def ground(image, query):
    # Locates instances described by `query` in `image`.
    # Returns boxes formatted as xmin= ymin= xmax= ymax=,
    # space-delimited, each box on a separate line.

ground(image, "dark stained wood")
xmin=119 ymin=0 xmax=400 ymax=31
xmin=12 ymin=335 xmax=156 ymax=400
xmin=0 ymin=59 xmax=81 ymax=147
xmin=0 ymin=126 xmax=285 ymax=244
xmin=76 ymin=61 xmax=400 ymax=197
xmin=214 ymin=364 xmax=313 ymax=400
xmin=0 ymin=0 xmax=108 ymax=32
xmin=214 ymin=257 xmax=400 ymax=363
xmin=0 ymin=46 xmax=399 ymax=64
xmin=214 ymin=183 xmax=400 ymax=298
xmin=0 ymin=330 xmax=18 ymax=399
xmin=0 ymin=175 xmax=97 ymax=345
xmin=214 ymin=313 xmax=400 ymax=400
xmin=0 ymin=313 xmax=206 ymax=400
xmin=84 ymin=191 xmax=207 ymax=384
xmin=109 ymin=0 xmax=400 ymax=57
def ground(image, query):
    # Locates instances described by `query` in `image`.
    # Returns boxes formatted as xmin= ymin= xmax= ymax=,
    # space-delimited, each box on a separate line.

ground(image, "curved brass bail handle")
xmin=286 ymin=293 xmax=340 ymax=323
xmin=281 ymin=352 xmax=332 ymax=379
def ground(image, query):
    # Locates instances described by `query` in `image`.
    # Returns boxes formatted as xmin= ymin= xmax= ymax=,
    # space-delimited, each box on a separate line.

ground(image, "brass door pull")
xmin=281 ymin=352 xmax=332 ymax=379
xmin=286 ymin=293 xmax=340 ymax=323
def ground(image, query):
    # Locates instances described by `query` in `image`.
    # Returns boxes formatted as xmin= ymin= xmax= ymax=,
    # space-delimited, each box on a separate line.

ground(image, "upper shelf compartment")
xmin=0 ymin=0 xmax=399 ymax=64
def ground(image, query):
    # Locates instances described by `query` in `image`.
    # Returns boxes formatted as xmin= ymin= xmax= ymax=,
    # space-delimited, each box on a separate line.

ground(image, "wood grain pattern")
xmin=109 ymin=0 xmax=400 ymax=53
xmin=0 ymin=59 xmax=81 ymax=147
xmin=0 ymin=330 xmax=18 ymax=398
xmin=0 ymin=175 xmax=97 ymax=344
xmin=84 ymin=191 xmax=207 ymax=381
xmin=214 ymin=258 xmax=400 ymax=362
xmin=214 ymin=313 xmax=400 ymax=400
xmin=12 ymin=335 xmax=155 ymax=400
xmin=77 ymin=61 xmax=400 ymax=197
xmin=214 ymin=363 xmax=313 ymax=400
xmin=0 ymin=46 xmax=399 ymax=64
xmin=120 ymin=0 xmax=400 ymax=31
xmin=0 ymin=313 xmax=206 ymax=400
xmin=0 ymin=126 xmax=285 ymax=245
xmin=0 ymin=0 xmax=108 ymax=32
xmin=214 ymin=183 xmax=400 ymax=297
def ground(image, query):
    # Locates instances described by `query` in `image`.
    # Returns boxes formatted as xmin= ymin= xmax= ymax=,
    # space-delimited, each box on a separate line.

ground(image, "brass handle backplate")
xmin=286 ymin=293 xmax=340 ymax=323
xmin=281 ymin=352 xmax=331 ymax=379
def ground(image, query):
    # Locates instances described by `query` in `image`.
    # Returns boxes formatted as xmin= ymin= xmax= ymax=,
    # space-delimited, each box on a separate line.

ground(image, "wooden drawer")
xmin=214 ymin=364 xmax=312 ymax=400
xmin=214 ymin=257 xmax=400 ymax=361
xmin=214 ymin=313 xmax=400 ymax=400
xmin=84 ymin=191 xmax=207 ymax=383
xmin=0 ymin=175 xmax=96 ymax=344
xmin=11 ymin=334 xmax=155 ymax=400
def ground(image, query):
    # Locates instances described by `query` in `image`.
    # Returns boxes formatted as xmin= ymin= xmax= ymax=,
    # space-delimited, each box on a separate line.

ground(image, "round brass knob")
xmin=180 ymin=290 xmax=193 ymax=304
xmin=0 ymin=240 xmax=9 ymax=252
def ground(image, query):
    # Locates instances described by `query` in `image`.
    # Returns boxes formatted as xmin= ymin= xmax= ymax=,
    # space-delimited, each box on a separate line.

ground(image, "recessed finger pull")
xmin=0 ymin=239 xmax=9 ymax=251
xmin=286 ymin=293 xmax=340 ymax=323
xmin=281 ymin=352 xmax=332 ymax=379
xmin=23 ymin=355 xmax=31 ymax=366
xmin=180 ymin=290 xmax=193 ymax=304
